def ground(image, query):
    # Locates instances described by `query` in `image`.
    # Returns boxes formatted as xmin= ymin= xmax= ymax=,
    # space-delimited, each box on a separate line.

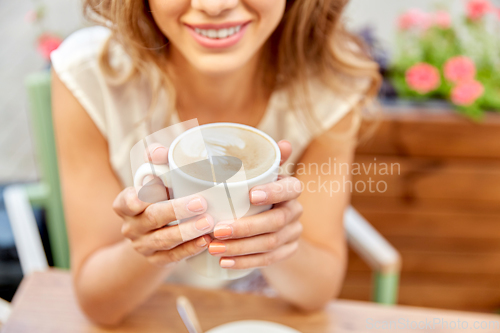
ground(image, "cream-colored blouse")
xmin=51 ymin=26 xmax=367 ymax=289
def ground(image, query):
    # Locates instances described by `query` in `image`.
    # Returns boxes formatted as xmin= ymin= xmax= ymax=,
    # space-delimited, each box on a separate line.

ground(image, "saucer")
xmin=206 ymin=320 xmax=302 ymax=333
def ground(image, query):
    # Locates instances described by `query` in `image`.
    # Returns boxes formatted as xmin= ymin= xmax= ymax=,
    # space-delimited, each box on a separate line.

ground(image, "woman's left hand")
xmin=208 ymin=141 xmax=304 ymax=269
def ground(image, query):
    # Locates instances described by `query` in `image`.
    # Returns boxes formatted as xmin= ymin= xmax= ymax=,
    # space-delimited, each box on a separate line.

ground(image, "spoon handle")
xmin=176 ymin=296 xmax=204 ymax=333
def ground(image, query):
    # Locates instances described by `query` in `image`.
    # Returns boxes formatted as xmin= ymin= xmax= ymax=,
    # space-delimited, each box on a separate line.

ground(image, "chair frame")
xmin=4 ymin=71 xmax=401 ymax=305
xmin=0 ymin=297 xmax=12 ymax=327
xmin=24 ymin=72 xmax=69 ymax=269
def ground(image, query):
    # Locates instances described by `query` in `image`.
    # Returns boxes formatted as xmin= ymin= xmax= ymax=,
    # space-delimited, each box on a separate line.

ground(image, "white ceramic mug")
xmin=134 ymin=123 xmax=281 ymax=280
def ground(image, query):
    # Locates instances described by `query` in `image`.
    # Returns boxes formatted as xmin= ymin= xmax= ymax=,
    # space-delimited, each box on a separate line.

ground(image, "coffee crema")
xmin=172 ymin=126 xmax=276 ymax=183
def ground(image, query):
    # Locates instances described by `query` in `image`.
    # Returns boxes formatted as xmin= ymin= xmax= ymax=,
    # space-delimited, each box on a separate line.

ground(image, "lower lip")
xmin=186 ymin=24 xmax=249 ymax=49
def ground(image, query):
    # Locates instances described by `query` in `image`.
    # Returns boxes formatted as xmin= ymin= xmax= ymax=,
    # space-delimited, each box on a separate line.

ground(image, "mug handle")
xmin=134 ymin=163 xmax=170 ymax=188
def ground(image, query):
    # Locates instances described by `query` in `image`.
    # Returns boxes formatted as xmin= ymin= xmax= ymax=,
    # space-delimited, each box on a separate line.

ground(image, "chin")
xmin=188 ymin=53 xmax=256 ymax=76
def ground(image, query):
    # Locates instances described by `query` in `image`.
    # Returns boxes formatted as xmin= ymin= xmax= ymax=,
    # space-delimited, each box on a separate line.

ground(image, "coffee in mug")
xmin=172 ymin=125 xmax=277 ymax=182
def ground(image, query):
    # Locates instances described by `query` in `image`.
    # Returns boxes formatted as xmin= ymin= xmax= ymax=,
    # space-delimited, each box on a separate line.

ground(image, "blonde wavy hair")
xmin=83 ymin=0 xmax=381 ymax=136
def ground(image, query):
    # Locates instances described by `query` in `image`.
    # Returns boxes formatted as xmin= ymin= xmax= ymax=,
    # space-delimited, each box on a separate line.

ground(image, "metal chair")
xmin=4 ymin=71 xmax=401 ymax=305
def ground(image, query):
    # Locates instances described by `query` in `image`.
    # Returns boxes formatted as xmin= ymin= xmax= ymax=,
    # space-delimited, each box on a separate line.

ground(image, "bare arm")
xmin=52 ymin=70 xmax=211 ymax=326
xmin=260 ymin=111 xmax=356 ymax=310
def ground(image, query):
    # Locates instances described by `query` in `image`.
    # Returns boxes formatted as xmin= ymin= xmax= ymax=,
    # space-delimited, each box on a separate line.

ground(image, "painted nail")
xmin=187 ymin=198 xmax=204 ymax=212
xmin=209 ymin=242 xmax=226 ymax=254
xmin=220 ymin=259 xmax=235 ymax=268
xmin=196 ymin=236 xmax=208 ymax=247
xmin=151 ymin=146 xmax=168 ymax=164
xmin=251 ymin=190 xmax=267 ymax=204
xmin=195 ymin=217 xmax=211 ymax=231
xmin=214 ymin=224 xmax=233 ymax=239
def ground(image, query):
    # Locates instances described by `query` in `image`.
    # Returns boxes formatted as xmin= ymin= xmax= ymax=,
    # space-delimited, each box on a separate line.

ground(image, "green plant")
xmin=391 ymin=1 xmax=500 ymax=119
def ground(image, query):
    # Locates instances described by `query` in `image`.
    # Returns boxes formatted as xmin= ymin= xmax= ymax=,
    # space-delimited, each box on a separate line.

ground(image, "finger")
xmin=218 ymin=240 xmax=299 ymax=270
xmin=249 ymin=177 xmax=303 ymax=206
xmin=113 ymin=187 xmax=151 ymax=217
xmin=143 ymin=194 xmax=208 ymax=229
xmin=213 ymin=201 xmax=303 ymax=240
xmin=137 ymin=176 xmax=169 ymax=203
xmin=144 ymin=143 xmax=169 ymax=164
xmin=146 ymin=235 xmax=211 ymax=267
xmin=129 ymin=214 xmax=215 ymax=255
xmin=278 ymin=140 xmax=292 ymax=166
xmin=127 ymin=194 xmax=208 ymax=235
xmin=208 ymin=220 xmax=302 ymax=257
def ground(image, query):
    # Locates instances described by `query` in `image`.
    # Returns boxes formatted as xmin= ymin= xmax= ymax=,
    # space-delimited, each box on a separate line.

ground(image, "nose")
xmin=191 ymin=0 xmax=238 ymax=17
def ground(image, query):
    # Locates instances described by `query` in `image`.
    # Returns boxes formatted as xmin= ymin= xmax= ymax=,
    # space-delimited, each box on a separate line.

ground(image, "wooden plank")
xmin=354 ymin=211 xmax=500 ymax=239
xmin=357 ymin=107 xmax=500 ymax=159
xmin=384 ymin=236 xmax=500 ymax=253
xmin=350 ymin=155 xmax=500 ymax=202
xmin=342 ymin=264 xmax=500 ymax=311
xmin=351 ymin=196 xmax=500 ymax=215
xmin=344 ymin=270 xmax=500 ymax=289
xmin=348 ymin=249 xmax=500 ymax=275
xmin=342 ymin=281 xmax=500 ymax=312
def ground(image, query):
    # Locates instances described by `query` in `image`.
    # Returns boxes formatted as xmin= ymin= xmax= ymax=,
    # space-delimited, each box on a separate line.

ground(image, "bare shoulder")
xmin=51 ymin=68 xmax=108 ymax=162
xmin=309 ymin=109 xmax=358 ymax=158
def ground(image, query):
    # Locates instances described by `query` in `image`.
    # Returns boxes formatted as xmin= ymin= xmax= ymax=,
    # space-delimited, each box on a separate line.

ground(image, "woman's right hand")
xmin=112 ymin=144 xmax=214 ymax=267
xmin=113 ymin=189 xmax=214 ymax=267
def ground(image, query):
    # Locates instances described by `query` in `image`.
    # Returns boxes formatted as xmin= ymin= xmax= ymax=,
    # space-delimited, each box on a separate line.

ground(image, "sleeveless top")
xmin=50 ymin=26 xmax=369 ymax=290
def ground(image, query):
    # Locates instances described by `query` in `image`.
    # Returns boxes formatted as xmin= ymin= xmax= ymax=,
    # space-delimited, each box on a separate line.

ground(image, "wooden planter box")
xmin=340 ymin=106 xmax=500 ymax=312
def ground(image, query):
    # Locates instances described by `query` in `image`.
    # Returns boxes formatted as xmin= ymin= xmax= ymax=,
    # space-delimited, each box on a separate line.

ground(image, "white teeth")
xmin=207 ymin=29 xmax=217 ymax=38
xmin=193 ymin=25 xmax=242 ymax=39
xmin=217 ymin=28 xmax=228 ymax=38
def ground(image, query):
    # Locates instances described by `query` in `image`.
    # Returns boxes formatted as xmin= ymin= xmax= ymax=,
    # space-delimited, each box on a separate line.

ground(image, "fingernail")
xmin=187 ymin=198 xmax=204 ymax=212
xmin=151 ymin=146 xmax=168 ymax=164
xmin=251 ymin=190 xmax=267 ymax=204
xmin=196 ymin=236 xmax=208 ymax=247
xmin=214 ymin=224 xmax=232 ymax=239
xmin=220 ymin=259 xmax=235 ymax=268
xmin=195 ymin=217 xmax=211 ymax=231
xmin=209 ymin=242 xmax=226 ymax=254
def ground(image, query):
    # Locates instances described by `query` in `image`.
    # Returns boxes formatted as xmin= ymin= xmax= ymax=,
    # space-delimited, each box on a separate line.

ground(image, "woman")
xmin=51 ymin=0 xmax=380 ymax=326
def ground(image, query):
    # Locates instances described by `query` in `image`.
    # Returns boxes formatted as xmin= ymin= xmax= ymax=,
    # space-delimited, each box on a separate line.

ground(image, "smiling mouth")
xmin=185 ymin=21 xmax=251 ymax=49
xmin=193 ymin=25 xmax=243 ymax=39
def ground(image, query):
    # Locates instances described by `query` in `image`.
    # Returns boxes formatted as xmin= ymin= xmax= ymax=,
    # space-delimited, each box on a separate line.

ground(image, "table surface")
xmin=3 ymin=270 xmax=500 ymax=333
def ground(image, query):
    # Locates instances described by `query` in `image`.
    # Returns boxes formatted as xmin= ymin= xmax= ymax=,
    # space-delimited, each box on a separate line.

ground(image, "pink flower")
xmin=444 ymin=56 xmax=477 ymax=83
xmin=451 ymin=80 xmax=484 ymax=106
xmin=433 ymin=11 xmax=452 ymax=29
xmin=398 ymin=9 xmax=431 ymax=31
xmin=406 ymin=63 xmax=441 ymax=94
xmin=37 ymin=33 xmax=63 ymax=61
xmin=466 ymin=0 xmax=492 ymax=21
xmin=24 ymin=10 xmax=37 ymax=23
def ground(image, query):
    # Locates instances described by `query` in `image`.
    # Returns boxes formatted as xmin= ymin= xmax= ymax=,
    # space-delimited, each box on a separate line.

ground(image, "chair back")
xmin=26 ymin=71 xmax=69 ymax=269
